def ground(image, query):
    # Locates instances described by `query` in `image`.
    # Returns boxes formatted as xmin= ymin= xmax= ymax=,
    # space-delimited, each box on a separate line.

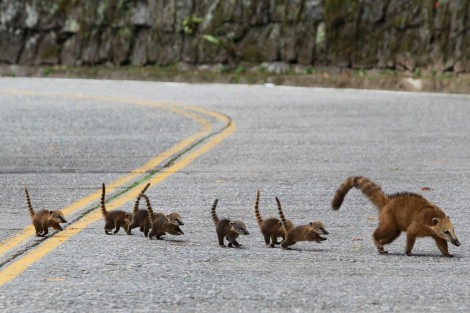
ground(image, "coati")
xmin=127 ymin=183 xmax=151 ymax=236
xmin=332 ymin=176 xmax=461 ymax=257
xmin=254 ymin=190 xmax=294 ymax=247
xmin=276 ymin=197 xmax=327 ymax=250
xmin=101 ymin=183 xmax=131 ymax=235
xmin=167 ymin=212 xmax=184 ymax=226
xmin=141 ymin=194 xmax=184 ymax=240
xmin=25 ymin=188 xmax=67 ymax=237
xmin=211 ymin=199 xmax=249 ymax=248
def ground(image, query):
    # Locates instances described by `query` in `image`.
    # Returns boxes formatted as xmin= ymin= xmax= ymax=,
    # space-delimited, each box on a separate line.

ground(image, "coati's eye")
xmin=443 ymin=230 xmax=450 ymax=235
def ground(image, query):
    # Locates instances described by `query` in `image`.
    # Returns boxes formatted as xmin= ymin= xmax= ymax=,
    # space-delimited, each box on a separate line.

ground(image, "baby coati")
xmin=101 ymin=183 xmax=131 ymax=235
xmin=254 ymin=190 xmax=294 ymax=247
xmin=141 ymin=194 xmax=184 ymax=240
xmin=127 ymin=183 xmax=151 ymax=236
xmin=276 ymin=197 xmax=327 ymax=250
xmin=211 ymin=199 xmax=249 ymax=248
xmin=167 ymin=212 xmax=184 ymax=226
xmin=25 ymin=188 xmax=67 ymax=237
xmin=332 ymin=176 xmax=461 ymax=257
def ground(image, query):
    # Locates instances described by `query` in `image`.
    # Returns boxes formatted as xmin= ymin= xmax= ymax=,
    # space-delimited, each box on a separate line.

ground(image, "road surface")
xmin=0 ymin=78 xmax=469 ymax=312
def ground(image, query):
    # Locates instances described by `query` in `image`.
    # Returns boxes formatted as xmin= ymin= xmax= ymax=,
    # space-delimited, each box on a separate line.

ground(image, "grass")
xmin=1 ymin=63 xmax=469 ymax=94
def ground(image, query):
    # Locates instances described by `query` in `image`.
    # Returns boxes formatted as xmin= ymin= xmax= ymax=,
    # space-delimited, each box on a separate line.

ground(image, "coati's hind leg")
xmin=217 ymin=233 xmax=225 ymax=247
xmin=433 ymin=236 xmax=453 ymax=257
xmin=104 ymin=221 xmax=113 ymax=235
xmin=41 ymin=224 xmax=49 ymax=237
xmin=374 ymin=228 xmax=401 ymax=254
xmin=263 ymin=234 xmax=271 ymax=246
xmin=270 ymin=234 xmax=279 ymax=247
xmin=373 ymin=214 xmax=400 ymax=254
xmin=405 ymin=232 xmax=417 ymax=256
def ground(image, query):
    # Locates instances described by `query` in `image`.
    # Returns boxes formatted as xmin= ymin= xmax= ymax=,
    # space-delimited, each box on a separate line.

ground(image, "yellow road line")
xmin=0 ymin=90 xmax=212 ymax=256
xmin=0 ymin=106 xmax=235 ymax=286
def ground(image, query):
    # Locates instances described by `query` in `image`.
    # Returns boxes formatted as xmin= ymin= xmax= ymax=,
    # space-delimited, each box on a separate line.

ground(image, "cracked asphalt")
xmin=0 ymin=78 xmax=469 ymax=312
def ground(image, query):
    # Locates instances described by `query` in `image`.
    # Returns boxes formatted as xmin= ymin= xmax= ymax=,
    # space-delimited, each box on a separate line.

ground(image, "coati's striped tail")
xmin=25 ymin=188 xmax=35 ymax=219
xmin=140 ymin=183 xmax=151 ymax=194
xmin=141 ymin=194 xmax=156 ymax=222
xmin=332 ymin=176 xmax=388 ymax=210
xmin=100 ymin=183 xmax=108 ymax=217
xmin=276 ymin=197 xmax=288 ymax=230
xmin=133 ymin=183 xmax=151 ymax=214
xmin=211 ymin=199 xmax=219 ymax=224
xmin=254 ymin=190 xmax=263 ymax=226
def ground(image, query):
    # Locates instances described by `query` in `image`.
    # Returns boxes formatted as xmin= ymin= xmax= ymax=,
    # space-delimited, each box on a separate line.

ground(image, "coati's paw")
xmin=378 ymin=250 xmax=388 ymax=255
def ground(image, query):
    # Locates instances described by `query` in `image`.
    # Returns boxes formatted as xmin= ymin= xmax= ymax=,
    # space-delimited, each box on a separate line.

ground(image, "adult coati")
xmin=141 ymin=194 xmax=184 ymax=240
xmin=332 ymin=176 xmax=461 ymax=257
xmin=254 ymin=190 xmax=294 ymax=247
xmin=276 ymin=197 xmax=327 ymax=250
xmin=101 ymin=183 xmax=131 ymax=235
xmin=25 ymin=188 xmax=67 ymax=237
xmin=211 ymin=199 xmax=249 ymax=248
xmin=127 ymin=183 xmax=151 ymax=236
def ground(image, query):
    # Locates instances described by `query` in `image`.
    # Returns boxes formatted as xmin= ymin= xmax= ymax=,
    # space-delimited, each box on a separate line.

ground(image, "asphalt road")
xmin=0 ymin=78 xmax=469 ymax=312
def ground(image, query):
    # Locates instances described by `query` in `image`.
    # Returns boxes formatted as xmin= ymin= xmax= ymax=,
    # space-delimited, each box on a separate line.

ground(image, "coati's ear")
xmin=278 ymin=221 xmax=282 ymax=226
xmin=49 ymin=210 xmax=54 ymax=215
xmin=125 ymin=213 xmax=130 ymax=218
xmin=308 ymin=222 xmax=313 ymax=226
xmin=229 ymin=221 xmax=234 ymax=226
xmin=432 ymin=218 xmax=439 ymax=226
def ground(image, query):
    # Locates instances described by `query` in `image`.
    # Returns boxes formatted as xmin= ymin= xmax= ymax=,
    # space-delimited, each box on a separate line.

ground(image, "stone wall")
xmin=0 ymin=0 xmax=468 ymax=72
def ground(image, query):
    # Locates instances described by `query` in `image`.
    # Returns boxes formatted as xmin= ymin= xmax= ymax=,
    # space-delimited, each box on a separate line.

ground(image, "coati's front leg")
xmin=113 ymin=225 xmax=120 ymax=234
xmin=433 ymin=236 xmax=453 ymax=257
xmin=227 ymin=235 xmax=241 ymax=248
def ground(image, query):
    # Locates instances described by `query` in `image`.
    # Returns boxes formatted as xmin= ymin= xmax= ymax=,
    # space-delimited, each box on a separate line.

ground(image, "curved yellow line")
xmin=0 ymin=90 xmax=211 ymax=256
xmin=0 ymin=90 xmax=235 ymax=286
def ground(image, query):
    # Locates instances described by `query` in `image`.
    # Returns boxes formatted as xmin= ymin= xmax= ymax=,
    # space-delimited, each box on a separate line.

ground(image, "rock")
xmin=18 ymin=34 xmax=41 ymax=65
xmin=36 ymin=32 xmax=60 ymax=65
xmin=0 ymin=29 xmax=23 ymax=64
xmin=81 ymin=30 xmax=101 ymax=65
xmin=130 ymin=28 xmax=150 ymax=66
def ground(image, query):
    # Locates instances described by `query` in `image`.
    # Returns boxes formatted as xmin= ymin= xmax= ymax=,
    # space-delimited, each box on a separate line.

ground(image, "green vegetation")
xmin=182 ymin=15 xmax=203 ymax=35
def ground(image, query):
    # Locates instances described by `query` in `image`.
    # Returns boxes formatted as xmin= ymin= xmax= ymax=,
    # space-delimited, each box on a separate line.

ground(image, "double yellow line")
xmin=0 ymin=90 xmax=235 ymax=286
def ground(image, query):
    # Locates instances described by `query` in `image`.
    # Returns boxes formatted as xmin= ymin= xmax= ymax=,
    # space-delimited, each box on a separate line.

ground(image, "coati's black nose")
xmin=322 ymin=230 xmax=329 ymax=235
xmin=320 ymin=236 xmax=327 ymax=241
xmin=179 ymin=222 xmax=184 ymax=225
xmin=244 ymin=231 xmax=250 ymax=235
xmin=452 ymin=239 xmax=461 ymax=246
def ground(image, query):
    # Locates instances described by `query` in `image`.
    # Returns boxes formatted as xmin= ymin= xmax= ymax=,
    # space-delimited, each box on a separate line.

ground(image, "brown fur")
xmin=254 ymin=190 xmax=294 ymax=247
xmin=141 ymin=194 xmax=184 ymax=240
xmin=276 ymin=197 xmax=327 ymax=250
xmin=211 ymin=199 xmax=249 ymax=248
xmin=25 ymin=188 xmax=67 ymax=237
xmin=332 ymin=176 xmax=461 ymax=257
xmin=128 ymin=183 xmax=151 ymax=236
xmin=167 ymin=212 xmax=184 ymax=225
xmin=101 ymin=183 xmax=131 ymax=235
